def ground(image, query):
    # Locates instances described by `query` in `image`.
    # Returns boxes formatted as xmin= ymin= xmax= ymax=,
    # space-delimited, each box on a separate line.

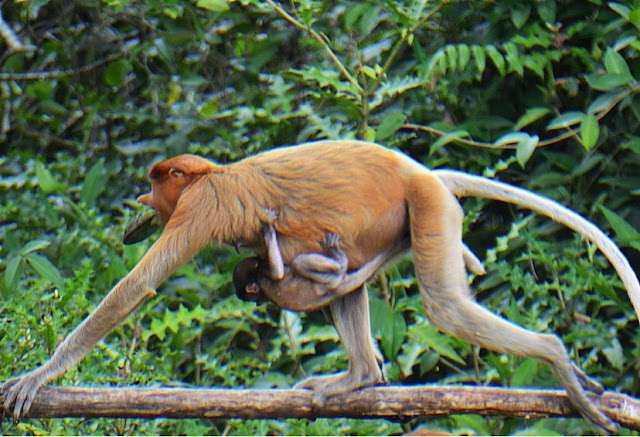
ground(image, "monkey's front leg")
xmin=2 ymin=228 xmax=199 ymax=420
xmin=295 ymin=285 xmax=384 ymax=406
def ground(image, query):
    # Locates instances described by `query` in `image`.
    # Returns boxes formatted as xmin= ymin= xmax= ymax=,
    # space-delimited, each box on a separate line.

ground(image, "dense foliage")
xmin=1 ymin=0 xmax=639 ymax=434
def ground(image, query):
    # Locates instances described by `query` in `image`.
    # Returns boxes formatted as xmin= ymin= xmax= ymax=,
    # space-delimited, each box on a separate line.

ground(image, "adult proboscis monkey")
xmin=3 ymin=141 xmax=639 ymax=433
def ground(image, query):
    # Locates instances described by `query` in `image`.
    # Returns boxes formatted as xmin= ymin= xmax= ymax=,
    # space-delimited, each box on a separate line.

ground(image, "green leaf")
xmin=458 ymin=44 xmax=471 ymax=72
xmin=513 ymin=107 xmax=550 ymax=131
xmin=81 ymin=158 xmax=105 ymax=206
xmin=511 ymin=3 xmax=531 ymax=28
xmin=430 ymin=129 xmax=470 ymax=153
xmin=196 ymin=0 xmax=229 ymax=12
xmin=35 ymin=161 xmax=64 ymax=194
xmin=375 ymin=112 xmax=406 ymax=141
xmin=20 ymin=239 xmax=51 ymax=256
xmin=602 ymin=338 xmax=624 ymax=371
xmin=599 ymin=206 xmax=640 ymax=245
xmin=4 ymin=256 xmax=23 ymax=289
xmin=511 ymin=358 xmax=539 ymax=386
xmin=26 ymin=254 xmax=63 ymax=287
xmin=609 ymin=2 xmax=631 ymax=20
xmin=604 ymin=48 xmax=632 ymax=78
xmin=516 ymin=134 xmax=539 ymax=167
xmin=104 ymin=59 xmax=130 ymax=87
xmin=494 ymin=132 xmax=538 ymax=167
xmin=537 ymin=0 xmax=556 ymax=23
xmin=546 ymin=111 xmax=584 ymax=130
xmin=580 ymin=113 xmax=599 ymax=150
xmin=381 ymin=312 xmax=407 ymax=359
xmin=585 ymin=73 xmax=632 ymax=91
xmin=587 ymin=91 xmax=623 ymax=116
xmin=485 ymin=45 xmax=506 ymax=75
xmin=445 ymin=44 xmax=458 ymax=73
xmin=412 ymin=324 xmax=464 ymax=364
xmin=472 ymin=45 xmax=486 ymax=76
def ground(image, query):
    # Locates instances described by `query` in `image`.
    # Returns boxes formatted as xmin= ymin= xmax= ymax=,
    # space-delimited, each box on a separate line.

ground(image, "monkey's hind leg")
xmin=295 ymin=285 xmax=384 ymax=406
xmin=407 ymin=173 xmax=616 ymax=434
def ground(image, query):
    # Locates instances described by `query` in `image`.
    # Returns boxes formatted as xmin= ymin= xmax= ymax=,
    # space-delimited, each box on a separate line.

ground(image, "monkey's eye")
xmin=169 ymin=168 xmax=185 ymax=177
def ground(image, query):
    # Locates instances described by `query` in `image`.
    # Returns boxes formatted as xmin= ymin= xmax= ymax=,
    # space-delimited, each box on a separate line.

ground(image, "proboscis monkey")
xmin=3 ymin=141 xmax=639 ymax=433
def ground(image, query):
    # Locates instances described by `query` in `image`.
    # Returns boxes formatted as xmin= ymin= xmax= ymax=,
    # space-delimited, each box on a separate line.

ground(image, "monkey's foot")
xmin=295 ymin=369 xmax=383 ymax=407
xmin=572 ymin=364 xmax=604 ymax=394
xmin=321 ymin=232 xmax=341 ymax=250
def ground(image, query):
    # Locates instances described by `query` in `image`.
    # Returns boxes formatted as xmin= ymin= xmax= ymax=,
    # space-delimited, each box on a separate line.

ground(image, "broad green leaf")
xmin=81 ymin=158 xmax=105 ymax=206
xmin=580 ymin=113 xmax=599 ymax=150
xmin=4 ymin=256 xmax=23 ymax=289
xmin=604 ymin=48 xmax=632 ymax=78
xmin=430 ymin=129 xmax=470 ymax=153
xmin=504 ymin=43 xmax=523 ymax=77
xmin=609 ymin=2 xmax=631 ymax=20
xmin=599 ymin=206 xmax=640 ymax=244
xmin=412 ymin=324 xmax=464 ymax=364
xmin=20 ymin=239 xmax=51 ymax=255
xmin=603 ymin=338 xmax=624 ymax=371
xmin=485 ymin=45 xmax=506 ymax=75
xmin=472 ymin=45 xmax=486 ymax=75
xmin=458 ymin=44 xmax=471 ymax=72
xmin=513 ymin=107 xmax=550 ymax=130
xmin=537 ymin=0 xmax=556 ymax=23
xmin=546 ymin=111 xmax=584 ymax=130
xmin=445 ymin=44 xmax=458 ymax=73
xmin=104 ymin=59 xmax=130 ymax=87
xmin=511 ymin=3 xmax=531 ymax=28
xmin=376 ymin=112 xmax=406 ymax=141
xmin=26 ymin=254 xmax=63 ymax=287
xmin=587 ymin=91 xmax=623 ymax=116
xmin=381 ymin=312 xmax=407 ymax=359
xmin=35 ymin=161 xmax=64 ymax=194
xmin=585 ymin=73 xmax=632 ymax=91
xmin=495 ymin=132 xmax=538 ymax=166
xmin=516 ymin=134 xmax=539 ymax=167
xmin=621 ymin=136 xmax=640 ymax=154
xmin=196 ymin=0 xmax=229 ymax=12
xmin=511 ymin=358 xmax=539 ymax=386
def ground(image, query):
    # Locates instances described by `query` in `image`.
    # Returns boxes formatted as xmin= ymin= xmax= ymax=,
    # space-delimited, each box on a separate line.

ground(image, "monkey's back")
xmin=237 ymin=141 xmax=419 ymax=267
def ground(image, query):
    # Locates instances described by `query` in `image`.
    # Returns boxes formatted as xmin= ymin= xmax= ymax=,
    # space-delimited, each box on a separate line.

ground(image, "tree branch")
xmin=2 ymin=384 xmax=639 ymax=429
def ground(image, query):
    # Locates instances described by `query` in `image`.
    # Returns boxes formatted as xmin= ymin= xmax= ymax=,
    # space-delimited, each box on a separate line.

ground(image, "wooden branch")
xmin=2 ymin=384 xmax=639 ymax=429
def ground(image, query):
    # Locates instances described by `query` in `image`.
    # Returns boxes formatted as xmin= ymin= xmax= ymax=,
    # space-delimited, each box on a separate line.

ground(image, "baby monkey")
xmin=233 ymin=224 xmax=403 ymax=311
xmin=233 ymin=215 xmax=485 ymax=312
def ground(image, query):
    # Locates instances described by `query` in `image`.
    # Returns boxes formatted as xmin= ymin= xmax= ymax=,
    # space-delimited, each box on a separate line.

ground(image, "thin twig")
xmin=0 ymin=52 xmax=121 ymax=81
xmin=263 ymin=0 xmax=363 ymax=96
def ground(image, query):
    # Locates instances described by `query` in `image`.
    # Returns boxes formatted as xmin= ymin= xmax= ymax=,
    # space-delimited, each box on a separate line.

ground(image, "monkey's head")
xmin=233 ymin=257 xmax=269 ymax=305
xmin=137 ymin=154 xmax=218 ymax=225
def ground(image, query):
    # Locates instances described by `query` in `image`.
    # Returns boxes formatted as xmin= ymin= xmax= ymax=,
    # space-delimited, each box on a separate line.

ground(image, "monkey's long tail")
xmin=434 ymin=169 xmax=640 ymax=322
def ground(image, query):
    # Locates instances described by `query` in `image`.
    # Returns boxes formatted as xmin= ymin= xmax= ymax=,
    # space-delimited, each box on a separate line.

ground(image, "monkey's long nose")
xmin=137 ymin=193 xmax=152 ymax=205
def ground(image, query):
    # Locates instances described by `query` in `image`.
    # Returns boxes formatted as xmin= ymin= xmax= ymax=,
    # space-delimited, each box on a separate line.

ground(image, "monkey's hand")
xmin=295 ymin=369 xmax=384 ymax=407
xmin=2 ymin=366 xmax=49 ymax=420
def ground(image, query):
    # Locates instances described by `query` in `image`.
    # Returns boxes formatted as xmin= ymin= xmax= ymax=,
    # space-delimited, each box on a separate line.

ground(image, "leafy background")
xmin=1 ymin=0 xmax=639 ymax=435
